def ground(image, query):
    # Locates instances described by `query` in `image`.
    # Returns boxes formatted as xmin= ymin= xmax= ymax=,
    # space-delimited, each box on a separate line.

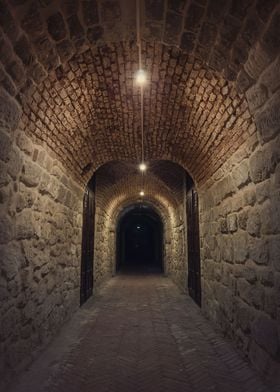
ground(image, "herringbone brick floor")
xmin=9 ymin=273 xmax=276 ymax=392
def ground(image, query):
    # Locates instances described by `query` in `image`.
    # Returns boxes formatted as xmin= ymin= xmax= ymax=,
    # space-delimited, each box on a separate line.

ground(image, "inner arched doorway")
xmin=116 ymin=205 xmax=163 ymax=273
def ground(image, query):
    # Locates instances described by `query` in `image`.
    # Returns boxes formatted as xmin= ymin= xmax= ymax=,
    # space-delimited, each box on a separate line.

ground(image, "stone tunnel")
xmin=0 ymin=0 xmax=279 ymax=390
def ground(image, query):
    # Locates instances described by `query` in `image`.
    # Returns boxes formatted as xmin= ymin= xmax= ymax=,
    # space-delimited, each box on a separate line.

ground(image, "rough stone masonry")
xmin=0 ymin=0 xmax=280 ymax=389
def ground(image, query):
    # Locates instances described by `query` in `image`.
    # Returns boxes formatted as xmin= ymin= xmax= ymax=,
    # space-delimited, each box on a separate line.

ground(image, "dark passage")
xmin=117 ymin=205 xmax=163 ymax=273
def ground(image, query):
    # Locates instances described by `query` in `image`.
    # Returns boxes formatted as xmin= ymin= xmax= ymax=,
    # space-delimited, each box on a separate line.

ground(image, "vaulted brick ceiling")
xmin=1 ymin=0 xmax=278 ymax=185
xmin=96 ymin=159 xmax=185 ymax=205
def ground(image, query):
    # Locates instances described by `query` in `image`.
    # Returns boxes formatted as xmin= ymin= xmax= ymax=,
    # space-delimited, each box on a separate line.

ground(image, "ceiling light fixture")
xmin=135 ymin=69 xmax=147 ymax=85
xmin=136 ymin=0 xmax=148 ymax=198
xmin=140 ymin=191 xmax=145 ymax=196
xmin=139 ymin=162 xmax=147 ymax=172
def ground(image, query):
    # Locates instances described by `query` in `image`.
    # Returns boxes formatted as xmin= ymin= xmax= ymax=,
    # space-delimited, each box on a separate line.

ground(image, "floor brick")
xmin=8 ymin=273 xmax=276 ymax=392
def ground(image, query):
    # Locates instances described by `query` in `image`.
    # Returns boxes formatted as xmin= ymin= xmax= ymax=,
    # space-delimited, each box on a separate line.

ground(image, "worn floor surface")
xmin=9 ymin=273 xmax=276 ymax=392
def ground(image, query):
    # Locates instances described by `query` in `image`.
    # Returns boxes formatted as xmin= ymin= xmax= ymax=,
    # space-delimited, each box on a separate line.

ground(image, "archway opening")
xmin=116 ymin=205 xmax=163 ymax=273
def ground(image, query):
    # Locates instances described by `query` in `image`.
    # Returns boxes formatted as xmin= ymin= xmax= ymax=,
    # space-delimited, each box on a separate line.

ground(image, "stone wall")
xmin=167 ymin=203 xmax=186 ymax=291
xmin=94 ymin=203 xmax=113 ymax=287
xmin=200 ymin=69 xmax=280 ymax=379
xmin=0 ymin=90 xmax=83 ymax=388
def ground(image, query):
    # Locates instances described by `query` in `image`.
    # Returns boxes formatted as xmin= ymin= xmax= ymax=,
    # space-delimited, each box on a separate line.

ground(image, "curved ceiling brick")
xmin=1 ymin=0 xmax=278 ymax=185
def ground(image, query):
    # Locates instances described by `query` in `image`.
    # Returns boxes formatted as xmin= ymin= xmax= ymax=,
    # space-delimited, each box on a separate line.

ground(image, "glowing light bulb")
xmin=139 ymin=162 xmax=147 ymax=172
xmin=140 ymin=191 xmax=145 ymax=196
xmin=135 ymin=69 xmax=147 ymax=85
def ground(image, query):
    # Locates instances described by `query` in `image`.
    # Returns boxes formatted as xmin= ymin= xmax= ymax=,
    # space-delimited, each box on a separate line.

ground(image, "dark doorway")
xmin=117 ymin=205 xmax=163 ymax=273
xmin=186 ymin=175 xmax=201 ymax=306
xmin=80 ymin=175 xmax=95 ymax=305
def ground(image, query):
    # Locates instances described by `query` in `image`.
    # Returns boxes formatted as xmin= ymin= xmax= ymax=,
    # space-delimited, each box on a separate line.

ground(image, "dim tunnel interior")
xmin=0 ymin=0 xmax=280 ymax=389
xmin=116 ymin=205 xmax=163 ymax=273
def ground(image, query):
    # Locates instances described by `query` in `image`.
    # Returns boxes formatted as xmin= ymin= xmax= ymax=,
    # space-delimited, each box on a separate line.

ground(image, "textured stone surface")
xmin=0 ymin=0 xmax=279 ymax=388
xmin=6 ymin=274 xmax=275 ymax=392
xmin=200 ymin=126 xmax=280 ymax=379
xmin=0 ymin=131 xmax=83 ymax=389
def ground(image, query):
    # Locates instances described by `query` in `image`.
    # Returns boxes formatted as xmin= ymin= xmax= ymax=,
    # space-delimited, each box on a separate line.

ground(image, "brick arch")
xmin=93 ymin=167 xmax=184 ymax=280
xmin=1 ymin=0 xmax=279 ymax=185
xmin=96 ymin=195 xmax=177 ymax=277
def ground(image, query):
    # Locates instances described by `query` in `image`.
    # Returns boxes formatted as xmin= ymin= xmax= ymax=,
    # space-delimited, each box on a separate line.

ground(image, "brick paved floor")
xmin=9 ymin=273 xmax=276 ymax=392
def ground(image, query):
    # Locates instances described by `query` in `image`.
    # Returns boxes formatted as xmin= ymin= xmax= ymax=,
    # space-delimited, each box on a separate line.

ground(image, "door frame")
xmin=80 ymin=175 xmax=96 ymax=305
xmin=186 ymin=175 xmax=201 ymax=306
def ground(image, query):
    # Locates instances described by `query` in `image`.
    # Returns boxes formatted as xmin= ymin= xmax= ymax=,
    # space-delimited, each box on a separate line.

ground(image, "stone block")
xmin=220 ymin=218 xmax=228 ymax=233
xmin=56 ymin=39 xmax=75 ymax=63
xmin=236 ymin=69 xmax=254 ymax=93
xmin=21 ymin=1 xmax=43 ymax=37
xmin=242 ymin=265 xmax=257 ymax=284
xmin=0 ymin=88 xmax=21 ymax=131
xmin=246 ymin=83 xmax=267 ymax=113
xmin=33 ymin=36 xmax=59 ymax=71
xmin=238 ymin=209 xmax=248 ymax=230
xmin=251 ymin=315 xmax=279 ymax=357
xmin=237 ymin=278 xmax=264 ymax=309
xmin=184 ymin=2 xmax=203 ymax=32
xmin=247 ymin=209 xmax=261 ymax=236
xmin=249 ymin=238 xmax=269 ymax=265
xmin=221 ymin=237 xmax=233 ymax=263
xmin=164 ymin=11 xmax=183 ymax=44
xmin=255 ymin=90 xmax=280 ymax=143
xmin=230 ymin=0 xmax=254 ymax=19
xmin=244 ymin=43 xmax=272 ymax=80
xmin=209 ymin=49 xmax=227 ymax=73
xmin=262 ymin=9 xmax=280 ymax=54
xmin=274 ymin=163 xmax=280 ymax=189
xmin=47 ymin=13 xmax=67 ymax=41
xmin=168 ymin=0 xmax=186 ymax=13
xmin=260 ymin=198 xmax=280 ymax=235
xmin=0 ymin=129 xmax=12 ymax=162
xmin=16 ymin=133 xmax=33 ymax=156
xmin=82 ymin=0 xmax=99 ymax=26
xmin=67 ymin=15 xmax=85 ymax=40
xmin=268 ymin=235 xmax=280 ymax=272
xmin=235 ymin=300 xmax=253 ymax=332
xmin=56 ymin=185 xmax=67 ymax=204
xmin=28 ymin=61 xmax=47 ymax=84
xmin=207 ymin=0 xmax=227 ymax=23
xmin=15 ymin=210 xmax=35 ymax=240
xmin=20 ymin=160 xmax=41 ymax=187
xmin=199 ymin=22 xmax=217 ymax=47
xmin=14 ymin=34 xmax=33 ymax=67
xmin=0 ymin=213 xmax=14 ymax=244
xmin=145 ymin=0 xmax=164 ymax=20
xmin=264 ymin=288 xmax=277 ymax=318
xmin=0 ymin=242 xmax=23 ymax=280
xmin=260 ymin=55 xmax=280 ymax=93
xmin=256 ymin=0 xmax=278 ymax=22
xmin=243 ymin=187 xmax=256 ymax=206
xmin=33 ymin=149 xmax=46 ymax=167
xmin=0 ymin=161 xmax=9 ymax=187
xmin=7 ymin=148 xmax=23 ymax=179
xmin=214 ymin=175 xmax=235 ymax=205
xmin=256 ymin=179 xmax=270 ymax=203
xmin=233 ymin=231 xmax=248 ymax=263
xmin=0 ymin=307 xmax=20 ymax=341
xmin=232 ymin=160 xmax=250 ymax=189
xmin=258 ymin=269 xmax=274 ymax=287
xmin=249 ymin=143 xmax=279 ymax=184
xmin=227 ymin=213 xmax=238 ymax=232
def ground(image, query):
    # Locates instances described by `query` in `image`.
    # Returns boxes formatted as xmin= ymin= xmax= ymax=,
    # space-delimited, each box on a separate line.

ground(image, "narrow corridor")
xmin=9 ymin=274 xmax=274 ymax=392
